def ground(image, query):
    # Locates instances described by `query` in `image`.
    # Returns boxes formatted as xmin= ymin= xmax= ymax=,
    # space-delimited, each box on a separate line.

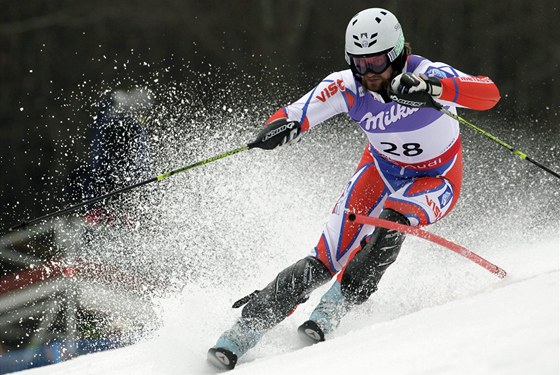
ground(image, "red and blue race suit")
xmin=266 ymin=54 xmax=500 ymax=274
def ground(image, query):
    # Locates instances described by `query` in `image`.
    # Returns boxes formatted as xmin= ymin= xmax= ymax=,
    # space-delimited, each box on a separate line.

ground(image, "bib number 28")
xmin=380 ymin=142 xmax=423 ymax=157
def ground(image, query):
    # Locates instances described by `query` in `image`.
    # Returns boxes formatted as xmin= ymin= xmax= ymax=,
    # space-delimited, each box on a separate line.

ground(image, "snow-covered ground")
xmin=20 ymin=236 xmax=559 ymax=375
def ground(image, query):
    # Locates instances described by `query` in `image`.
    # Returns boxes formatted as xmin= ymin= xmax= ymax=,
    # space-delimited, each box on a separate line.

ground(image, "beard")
xmin=360 ymin=66 xmax=394 ymax=93
xmin=361 ymin=75 xmax=391 ymax=92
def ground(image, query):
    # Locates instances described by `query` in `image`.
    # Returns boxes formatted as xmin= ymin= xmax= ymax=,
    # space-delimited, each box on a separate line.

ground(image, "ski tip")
xmin=297 ymin=320 xmax=325 ymax=345
xmin=207 ymin=347 xmax=238 ymax=371
xmin=496 ymin=268 xmax=507 ymax=279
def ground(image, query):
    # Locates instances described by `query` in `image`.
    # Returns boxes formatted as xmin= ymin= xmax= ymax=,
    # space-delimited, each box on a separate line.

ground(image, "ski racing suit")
xmin=211 ymin=54 xmax=500 ymax=359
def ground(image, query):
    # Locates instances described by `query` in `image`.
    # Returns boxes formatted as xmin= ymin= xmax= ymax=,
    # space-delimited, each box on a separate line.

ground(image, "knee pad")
xmin=340 ymin=209 xmax=408 ymax=304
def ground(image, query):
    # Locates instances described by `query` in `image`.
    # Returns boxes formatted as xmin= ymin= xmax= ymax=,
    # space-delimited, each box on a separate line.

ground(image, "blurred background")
xmin=0 ymin=1 xmax=559 ymax=373
xmin=1 ymin=0 xmax=559 ymax=231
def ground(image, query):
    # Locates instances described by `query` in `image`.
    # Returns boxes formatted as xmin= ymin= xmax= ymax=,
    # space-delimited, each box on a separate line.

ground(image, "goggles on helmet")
xmin=349 ymin=53 xmax=390 ymax=75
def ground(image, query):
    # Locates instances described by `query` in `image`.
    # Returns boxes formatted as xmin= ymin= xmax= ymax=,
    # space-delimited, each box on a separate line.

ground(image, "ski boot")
xmin=298 ymin=281 xmax=351 ymax=344
xmin=208 ymin=256 xmax=332 ymax=370
xmin=207 ymin=318 xmax=264 ymax=370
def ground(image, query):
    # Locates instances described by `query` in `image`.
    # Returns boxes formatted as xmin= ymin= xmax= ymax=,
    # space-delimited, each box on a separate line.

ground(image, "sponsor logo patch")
xmin=316 ymin=79 xmax=345 ymax=102
xmin=438 ymin=186 xmax=453 ymax=207
xmin=425 ymin=67 xmax=449 ymax=79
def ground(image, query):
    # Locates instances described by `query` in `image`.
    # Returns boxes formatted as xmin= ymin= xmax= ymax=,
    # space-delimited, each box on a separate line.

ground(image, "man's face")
xmin=361 ymin=66 xmax=394 ymax=92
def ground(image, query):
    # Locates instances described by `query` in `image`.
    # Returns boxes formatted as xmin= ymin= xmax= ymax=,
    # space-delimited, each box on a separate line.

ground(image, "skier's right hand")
xmin=388 ymin=72 xmax=442 ymax=108
xmin=248 ymin=118 xmax=302 ymax=150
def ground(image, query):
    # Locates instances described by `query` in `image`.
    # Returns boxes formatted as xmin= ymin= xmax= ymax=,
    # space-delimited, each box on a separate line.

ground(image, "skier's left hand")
xmin=388 ymin=73 xmax=442 ymax=108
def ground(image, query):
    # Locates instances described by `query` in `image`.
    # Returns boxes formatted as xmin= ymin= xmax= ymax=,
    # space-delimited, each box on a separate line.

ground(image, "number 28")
xmin=380 ymin=142 xmax=423 ymax=157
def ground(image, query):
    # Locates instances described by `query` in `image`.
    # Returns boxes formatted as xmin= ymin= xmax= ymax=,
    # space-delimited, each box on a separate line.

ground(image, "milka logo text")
xmin=359 ymin=106 xmax=419 ymax=131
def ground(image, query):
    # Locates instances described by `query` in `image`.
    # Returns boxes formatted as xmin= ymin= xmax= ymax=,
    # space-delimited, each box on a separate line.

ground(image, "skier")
xmin=208 ymin=8 xmax=500 ymax=370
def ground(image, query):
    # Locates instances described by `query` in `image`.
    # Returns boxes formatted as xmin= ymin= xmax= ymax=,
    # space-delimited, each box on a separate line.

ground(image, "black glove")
xmin=248 ymin=118 xmax=302 ymax=150
xmin=388 ymin=73 xmax=442 ymax=108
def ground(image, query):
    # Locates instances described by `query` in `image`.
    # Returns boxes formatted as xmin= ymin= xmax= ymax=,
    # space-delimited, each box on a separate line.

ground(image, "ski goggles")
xmin=349 ymin=53 xmax=390 ymax=75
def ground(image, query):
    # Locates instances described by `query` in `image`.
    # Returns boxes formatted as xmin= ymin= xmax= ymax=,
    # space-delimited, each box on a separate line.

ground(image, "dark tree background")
xmin=1 ymin=0 xmax=559 ymax=231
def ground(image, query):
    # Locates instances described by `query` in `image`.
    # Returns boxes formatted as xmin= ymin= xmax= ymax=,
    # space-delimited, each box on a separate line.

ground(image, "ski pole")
xmin=9 ymin=145 xmax=250 ymax=231
xmin=435 ymin=104 xmax=560 ymax=180
xmin=348 ymin=213 xmax=507 ymax=278
xmin=9 ymin=119 xmax=300 ymax=232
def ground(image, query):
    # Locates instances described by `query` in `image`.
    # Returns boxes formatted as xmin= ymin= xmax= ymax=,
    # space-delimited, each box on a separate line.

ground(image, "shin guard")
xmin=340 ymin=209 xmax=409 ymax=304
xmin=241 ymin=256 xmax=332 ymax=331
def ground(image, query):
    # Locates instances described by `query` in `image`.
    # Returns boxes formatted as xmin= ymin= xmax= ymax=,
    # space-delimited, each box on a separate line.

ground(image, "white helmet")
xmin=345 ymin=8 xmax=406 ymax=75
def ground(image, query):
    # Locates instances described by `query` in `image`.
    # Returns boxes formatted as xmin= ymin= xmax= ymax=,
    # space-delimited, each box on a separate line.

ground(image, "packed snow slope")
xmin=21 ymin=237 xmax=559 ymax=375
xmin=17 ymin=80 xmax=560 ymax=374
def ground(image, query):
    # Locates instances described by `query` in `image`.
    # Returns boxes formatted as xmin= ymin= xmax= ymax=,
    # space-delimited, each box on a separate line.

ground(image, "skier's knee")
xmin=273 ymin=256 xmax=332 ymax=299
xmin=340 ymin=209 xmax=409 ymax=304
